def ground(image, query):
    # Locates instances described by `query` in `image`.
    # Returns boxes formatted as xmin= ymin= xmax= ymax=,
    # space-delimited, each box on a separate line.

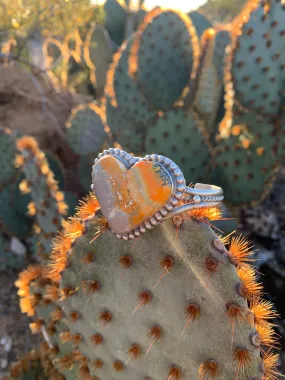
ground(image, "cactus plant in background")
xmin=188 ymin=10 xmax=213 ymax=37
xmin=129 ymin=8 xmax=200 ymax=111
xmin=0 ymin=128 xmax=18 ymax=186
xmin=98 ymin=0 xmax=285 ymax=210
xmin=66 ymin=103 xmax=108 ymax=156
xmin=15 ymin=137 xmax=68 ymax=260
xmin=0 ymin=185 xmax=32 ymax=239
xmin=13 ymin=185 xmax=280 ymax=379
xmin=84 ymin=25 xmax=114 ymax=98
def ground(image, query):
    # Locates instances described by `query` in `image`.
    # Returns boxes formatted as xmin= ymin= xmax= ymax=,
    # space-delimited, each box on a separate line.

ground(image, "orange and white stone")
xmin=92 ymin=156 xmax=173 ymax=234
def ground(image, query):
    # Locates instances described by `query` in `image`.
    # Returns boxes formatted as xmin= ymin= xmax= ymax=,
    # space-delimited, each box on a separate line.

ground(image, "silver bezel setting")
xmin=92 ymin=149 xmax=186 ymax=240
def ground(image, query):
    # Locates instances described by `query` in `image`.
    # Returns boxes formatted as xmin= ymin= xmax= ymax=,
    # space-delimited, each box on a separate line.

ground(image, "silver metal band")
xmin=163 ymin=202 xmax=222 ymax=220
xmin=181 ymin=183 xmax=223 ymax=207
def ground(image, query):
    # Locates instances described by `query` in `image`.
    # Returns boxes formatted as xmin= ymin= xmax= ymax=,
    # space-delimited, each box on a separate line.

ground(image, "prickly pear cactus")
xmin=188 ymin=10 xmax=213 ymax=37
xmin=226 ymin=0 xmax=285 ymax=116
xmin=66 ymin=103 xmax=107 ymax=156
xmin=105 ymin=96 xmax=147 ymax=153
xmin=104 ymin=0 xmax=128 ymax=46
xmin=213 ymin=112 xmax=280 ymax=206
xmin=191 ymin=29 xmax=224 ymax=135
xmin=84 ymin=26 xmax=114 ymax=98
xmin=105 ymin=35 xmax=155 ymax=126
xmin=0 ymin=127 xmax=18 ymax=185
xmin=15 ymin=137 xmax=68 ymax=259
xmin=129 ymin=8 xmax=200 ymax=111
xmin=146 ymin=108 xmax=211 ymax=182
xmin=0 ymin=185 xmax=32 ymax=239
xmin=16 ymin=190 xmax=280 ymax=379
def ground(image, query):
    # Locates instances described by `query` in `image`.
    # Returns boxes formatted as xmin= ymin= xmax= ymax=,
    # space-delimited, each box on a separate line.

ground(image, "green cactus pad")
xmin=0 ymin=127 xmax=17 ymax=185
xmin=188 ymin=11 xmax=213 ymax=37
xmin=12 ymin=173 xmax=32 ymax=216
xmin=104 ymin=0 xmax=127 ymax=46
xmin=84 ymin=25 xmax=113 ymax=98
xmin=129 ymin=8 xmax=200 ymax=111
xmin=146 ymin=108 xmax=210 ymax=182
xmin=106 ymin=35 xmax=156 ymax=126
xmin=64 ymin=191 xmax=78 ymax=216
xmin=191 ymin=29 xmax=223 ymax=135
xmin=36 ymin=211 xmax=266 ymax=379
xmin=106 ymin=97 xmax=146 ymax=153
xmin=78 ymin=155 xmax=94 ymax=193
xmin=66 ymin=103 xmax=107 ymax=156
xmin=213 ymin=114 xmax=279 ymax=206
xmin=45 ymin=152 xmax=65 ymax=190
xmin=0 ymin=186 xmax=32 ymax=238
xmin=228 ymin=0 xmax=285 ymax=116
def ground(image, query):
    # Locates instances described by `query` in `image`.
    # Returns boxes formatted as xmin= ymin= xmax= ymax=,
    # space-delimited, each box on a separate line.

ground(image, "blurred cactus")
xmin=146 ymin=108 xmax=211 ymax=182
xmin=0 ymin=128 xmax=18 ymax=186
xmin=84 ymin=25 xmax=114 ymax=98
xmin=129 ymin=8 xmax=200 ymax=111
xmin=66 ymin=103 xmax=107 ymax=156
xmin=14 ymin=192 xmax=280 ymax=379
xmin=104 ymin=0 xmax=128 ymax=45
xmin=0 ymin=186 xmax=32 ymax=239
xmin=8 ymin=345 xmax=63 ymax=379
xmin=0 ymin=235 xmax=25 ymax=271
xmin=188 ymin=10 xmax=213 ymax=37
xmin=15 ymin=137 xmax=68 ymax=260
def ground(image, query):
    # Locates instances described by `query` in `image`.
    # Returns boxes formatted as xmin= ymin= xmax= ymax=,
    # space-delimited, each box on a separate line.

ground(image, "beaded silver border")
xmin=91 ymin=148 xmax=186 ymax=240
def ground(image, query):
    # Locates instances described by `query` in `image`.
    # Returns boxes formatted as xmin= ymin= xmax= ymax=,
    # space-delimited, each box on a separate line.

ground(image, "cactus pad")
xmin=0 ymin=186 xmax=32 ymax=238
xmin=78 ymin=155 xmax=94 ymax=193
xmin=188 ymin=11 xmax=213 ymax=37
xmin=106 ymin=35 xmax=156 ymax=126
xmin=146 ymin=108 xmax=210 ymax=182
xmin=84 ymin=26 xmax=113 ymax=98
xmin=213 ymin=114 xmax=279 ymax=206
xmin=228 ymin=0 xmax=285 ymax=116
xmin=104 ymin=0 xmax=127 ymax=46
xmin=64 ymin=191 xmax=78 ymax=216
xmin=18 ymin=195 xmax=280 ymax=379
xmin=0 ymin=127 xmax=17 ymax=185
xmin=106 ymin=97 xmax=146 ymax=153
xmin=129 ymin=8 xmax=200 ymax=110
xmin=66 ymin=103 xmax=107 ymax=156
xmin=193 ymin=29 xmax=224 ymax=134
xmin=12 ymin=173 xmax=32 ymax=216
